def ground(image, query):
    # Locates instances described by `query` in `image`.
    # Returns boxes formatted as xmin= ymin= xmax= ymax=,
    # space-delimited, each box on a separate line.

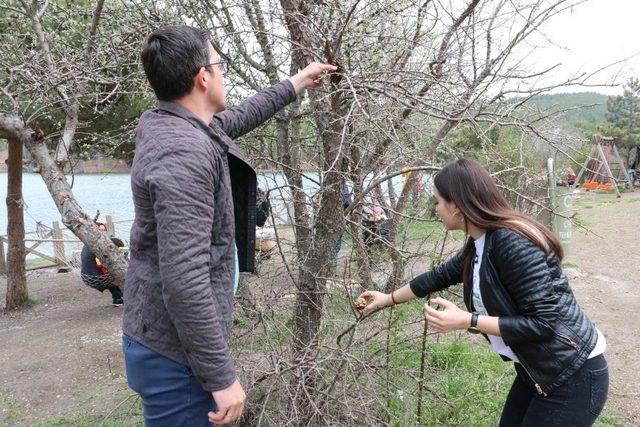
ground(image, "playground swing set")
xmin=572 ymin=135 xmax=636 ymax=198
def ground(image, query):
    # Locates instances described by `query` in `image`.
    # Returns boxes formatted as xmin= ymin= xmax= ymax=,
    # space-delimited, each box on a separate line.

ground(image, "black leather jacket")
xmin=410 ymin=228 xmax=598 ymax=395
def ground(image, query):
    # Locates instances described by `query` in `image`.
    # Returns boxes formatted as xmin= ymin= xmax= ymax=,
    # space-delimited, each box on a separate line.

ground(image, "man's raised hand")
xmin=289 ymin=62 xmax=338 ymax=94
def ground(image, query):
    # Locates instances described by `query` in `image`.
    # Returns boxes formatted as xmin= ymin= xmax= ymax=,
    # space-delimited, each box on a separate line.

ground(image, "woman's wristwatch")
xmin=467 ymin=312 xmax=481 ymax=334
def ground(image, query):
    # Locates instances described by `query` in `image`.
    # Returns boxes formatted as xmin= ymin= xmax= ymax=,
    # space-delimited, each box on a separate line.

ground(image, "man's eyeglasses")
xmin=203 ymin=60 xmax=228 ymax=75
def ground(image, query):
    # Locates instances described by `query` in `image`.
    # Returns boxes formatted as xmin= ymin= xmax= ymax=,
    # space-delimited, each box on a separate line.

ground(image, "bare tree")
xmin=168 ymin=0 xmax=603 ymax=423
xmin=0 ymin=0 xmax=164 ymax=290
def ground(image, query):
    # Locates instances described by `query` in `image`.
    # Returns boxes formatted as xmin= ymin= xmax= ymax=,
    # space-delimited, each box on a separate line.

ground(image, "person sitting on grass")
xmin=80 ymin=222 xmax=125 ymax=307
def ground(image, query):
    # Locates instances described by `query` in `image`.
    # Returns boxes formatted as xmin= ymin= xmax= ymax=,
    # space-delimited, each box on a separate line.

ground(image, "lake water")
xmin=0 ymin=171 xmax=430 ymax=258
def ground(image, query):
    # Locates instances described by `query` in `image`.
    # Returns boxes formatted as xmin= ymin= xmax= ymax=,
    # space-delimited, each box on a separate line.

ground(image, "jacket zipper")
xmin=511 ymin=348 xmax=548 ymax=397
xmin=520 ymin=360 xmax=548 ymax=397
xmin=534 ymin=382 xmax=547 ymax=397
xmin=556 ymin=333 xmax=581 ymax=352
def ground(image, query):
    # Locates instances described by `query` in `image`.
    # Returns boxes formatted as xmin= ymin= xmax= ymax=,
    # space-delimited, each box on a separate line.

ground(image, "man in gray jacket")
xmin=122 ymin=25 xmax=335 ymax=426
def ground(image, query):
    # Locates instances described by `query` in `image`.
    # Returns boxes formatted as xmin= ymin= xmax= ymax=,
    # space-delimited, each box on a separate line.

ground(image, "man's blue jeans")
xmin=122 ymin=334 xmax=216 ymax=426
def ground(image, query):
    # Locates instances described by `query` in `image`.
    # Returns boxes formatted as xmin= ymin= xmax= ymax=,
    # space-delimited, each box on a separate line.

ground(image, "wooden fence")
xmin=0 ymin=215 xmax=132 ymax=273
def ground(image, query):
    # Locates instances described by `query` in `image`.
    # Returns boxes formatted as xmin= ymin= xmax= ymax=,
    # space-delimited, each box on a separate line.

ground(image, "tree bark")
xmin=277 ymin=4 xmax=348 ymax=419
xmin=5 ymin=137 xmax=28 ymax=310
xmin=0 ymin=114 xmax=127 ymax=286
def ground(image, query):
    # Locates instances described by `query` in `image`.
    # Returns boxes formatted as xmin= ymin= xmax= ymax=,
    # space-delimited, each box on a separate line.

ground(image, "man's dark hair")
xmin=141 ymin=25 xmax=211 ymax=101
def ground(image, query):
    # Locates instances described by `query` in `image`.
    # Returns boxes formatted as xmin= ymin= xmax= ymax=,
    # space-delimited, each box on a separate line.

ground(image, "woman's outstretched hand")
xmin=358 ymin=290 xmax=392 ymax=315
xmin=424 ymin=297 xmax=472 ymax=333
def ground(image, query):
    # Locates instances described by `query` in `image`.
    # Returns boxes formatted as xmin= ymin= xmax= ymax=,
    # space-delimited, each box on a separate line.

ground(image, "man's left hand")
xmin=424 ymin=297 xmax=472 ymax=333
xmin=289 ymin=62 xmax=338 ymax=94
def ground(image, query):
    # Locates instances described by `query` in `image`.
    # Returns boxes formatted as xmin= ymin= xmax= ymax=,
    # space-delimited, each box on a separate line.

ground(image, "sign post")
xmin=547 ymin=158 xmax=572 ymax=257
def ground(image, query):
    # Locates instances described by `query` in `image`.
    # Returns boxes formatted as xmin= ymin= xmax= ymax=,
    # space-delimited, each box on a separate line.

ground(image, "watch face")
xmin=467 ymin=327 xmax=481 ymax=334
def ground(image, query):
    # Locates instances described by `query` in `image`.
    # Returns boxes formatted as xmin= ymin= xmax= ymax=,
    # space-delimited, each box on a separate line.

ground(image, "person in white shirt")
xmin=360 ymin=158 xmax=608 ymax=426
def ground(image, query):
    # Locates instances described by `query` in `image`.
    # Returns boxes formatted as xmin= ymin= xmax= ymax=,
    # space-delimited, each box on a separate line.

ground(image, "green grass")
xmin=595 ymin=410 xmax=627 ymax=427
xmin=360 ymin=296 xmax=625 ymax=426
xmin=36 ymin=391 xmax=142 ymax=427
xmin=572 ymin=214 xmax=594 ymax=230
xmin=381 ymin=338 xmax=514 ymax=426
xmin=383 ymin=337 xmax=626 ymax=426
xmin=398 ymin=220 xmax=467 ymax=243
xmin=26 ymin=258 xmax=57 ymax=269
xmin=1 ymin=396 xmax=23 ymax=424
xmin=232 ymin=307 xmax=294 ymax=354
xmin=562 ymin=261 xmax=580 ymax=269
xmin=23 ymin=296 xmax=39 ymax=307
xmin=400 ymin=219 xmax=443 ymax=239
xmin=574 ymin=192 xmax=640 ymax=209
xmin=328 ymin=294 xmax=515 ymax=425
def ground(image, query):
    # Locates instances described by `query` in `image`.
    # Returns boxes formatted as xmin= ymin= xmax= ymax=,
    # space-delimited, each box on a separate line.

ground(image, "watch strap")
xmin=470 ymin=312 xmax=479 ymax=328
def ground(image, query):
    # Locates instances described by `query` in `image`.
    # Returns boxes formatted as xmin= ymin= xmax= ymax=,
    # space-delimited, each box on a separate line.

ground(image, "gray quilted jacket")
xmin=123 ymin=80 xmax=296 ymax=391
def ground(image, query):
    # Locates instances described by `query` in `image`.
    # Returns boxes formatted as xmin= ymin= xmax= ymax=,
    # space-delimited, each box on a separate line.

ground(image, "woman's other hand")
xmin=424 ymin=297 xmax=472 ymax=332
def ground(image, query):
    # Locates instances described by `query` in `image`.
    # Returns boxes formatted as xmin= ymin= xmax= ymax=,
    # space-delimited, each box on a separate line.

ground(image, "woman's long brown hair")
xmin=434 ymin=158 xmax=563 ymax=281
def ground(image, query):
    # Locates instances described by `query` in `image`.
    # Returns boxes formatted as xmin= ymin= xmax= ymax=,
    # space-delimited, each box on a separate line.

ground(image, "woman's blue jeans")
xmin=122 ymin=334 xmax=216 ymax=426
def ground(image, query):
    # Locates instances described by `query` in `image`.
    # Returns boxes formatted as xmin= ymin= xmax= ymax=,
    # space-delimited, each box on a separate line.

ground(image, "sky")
xmin=532 ymin=0 xmax=640 ymax=95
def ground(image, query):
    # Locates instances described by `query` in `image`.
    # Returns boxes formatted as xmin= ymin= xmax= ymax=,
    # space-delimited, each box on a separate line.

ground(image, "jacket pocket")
xmin=555 ymin=332 xmax=581 ymax=352
xmin=554 ymin=320 xmax=584 ymax=352
xmin=589 ymin=364 xmax=609 ymax=416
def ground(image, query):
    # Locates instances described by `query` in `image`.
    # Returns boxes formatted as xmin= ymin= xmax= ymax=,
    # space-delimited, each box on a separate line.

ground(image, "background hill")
xmin=523 ymin=92 xmax=608 ymax=133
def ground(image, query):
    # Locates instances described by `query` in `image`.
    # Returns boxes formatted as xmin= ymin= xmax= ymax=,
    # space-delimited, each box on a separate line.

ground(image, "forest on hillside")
xmin=526 ymin=92 xmax=608 ymax=130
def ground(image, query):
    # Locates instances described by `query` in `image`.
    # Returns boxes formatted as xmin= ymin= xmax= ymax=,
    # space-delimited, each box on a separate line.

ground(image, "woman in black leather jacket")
xmin=360 ymin=158 xmax=608 ymax=426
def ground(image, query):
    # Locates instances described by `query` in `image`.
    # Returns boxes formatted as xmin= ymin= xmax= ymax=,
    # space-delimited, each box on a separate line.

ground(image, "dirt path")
xmin=0 ymin=192 xmax=639 ymax=425
xmin=565 ymin=191 xmax=640 ymax=425
xmin=0 ymin=272 xmax=130 ymax=425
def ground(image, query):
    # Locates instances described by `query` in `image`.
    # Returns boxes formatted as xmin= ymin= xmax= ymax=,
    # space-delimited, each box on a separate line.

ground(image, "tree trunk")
xmin=54 ymin=104 xmax=79 ymax=170
xmin=0 ymin=114 xmax=127 ymax=286
xmin=277 ymin=4 xmax=348 ymax=419
xmin=5 ymin=138 xmax=28 ymax=310
xmin=289 ymin=101 xmax=345 ymax=423
xmin=26 ymin=137 xmax=128 ymax=285
xmin=275 ymin=99 xmax=312 ymax=254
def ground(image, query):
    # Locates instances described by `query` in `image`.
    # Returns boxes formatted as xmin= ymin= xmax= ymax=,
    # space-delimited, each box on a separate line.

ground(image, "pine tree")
xmin=605 ymin=78 xmax=640 ymax=167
